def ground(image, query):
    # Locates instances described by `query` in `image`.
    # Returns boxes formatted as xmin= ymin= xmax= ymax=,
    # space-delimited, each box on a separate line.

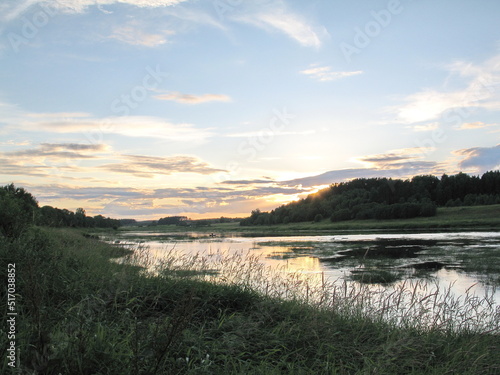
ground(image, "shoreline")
xmin=117 ymin=204 xmax=500 ymax=236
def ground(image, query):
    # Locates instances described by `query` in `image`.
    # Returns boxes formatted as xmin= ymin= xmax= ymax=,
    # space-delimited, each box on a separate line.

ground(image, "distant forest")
xmin=240 ymin=171 xmax=500 ymax=226
xmin=153 ymin=216 xmax=240 ymax=227
xmin=0 ymin=184 xmax=120 ymax=237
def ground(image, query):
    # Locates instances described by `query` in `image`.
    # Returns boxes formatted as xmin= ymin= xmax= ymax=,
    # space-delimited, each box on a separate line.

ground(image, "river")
xmin=107 ymin=230 xmax=500 ymax=331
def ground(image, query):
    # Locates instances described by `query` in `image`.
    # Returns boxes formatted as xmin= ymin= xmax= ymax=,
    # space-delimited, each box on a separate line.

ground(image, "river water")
xmin=109 ymin=230 xmax=500 ymax=331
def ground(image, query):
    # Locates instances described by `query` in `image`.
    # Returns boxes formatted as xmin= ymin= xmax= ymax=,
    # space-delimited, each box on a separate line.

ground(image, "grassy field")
xmin=1 ymin=227 xmax=499 ymax=374
xmin=122 ymin=205 xmax=500 ymax=235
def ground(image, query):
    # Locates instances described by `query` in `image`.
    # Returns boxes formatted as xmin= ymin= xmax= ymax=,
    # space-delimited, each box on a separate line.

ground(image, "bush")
xmin=420 ymin=202 xmax=437 ymax=217
xmin=313 ymin=214 xmax=323 ymax=222
xmin=0 ymin=184 xmax=38 ymax=238
xmin=331 ymin=209 xmax=351 ymax=222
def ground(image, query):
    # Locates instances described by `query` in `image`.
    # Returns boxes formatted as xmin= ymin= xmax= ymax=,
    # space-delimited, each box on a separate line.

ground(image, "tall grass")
xmin=138 ymin=246 xmax=499 ymax=334
xmin=1 ymin=227 xmax=499 ymax=374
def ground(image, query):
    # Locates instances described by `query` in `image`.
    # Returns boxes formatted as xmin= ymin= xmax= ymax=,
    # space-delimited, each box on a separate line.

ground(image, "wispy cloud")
xmin=412 ymin=122 xmax=439 ymax=132
xmin=226 ymin=129 xmax=315 ymax=138
xmin=456 ymin=144 xmax=500 ymax=172
xmin=108 ymin=24 xmax=175 ymax=47
xmin=6 ymin=143 xmax=109 ymax=159
xmin=277 ymin=169 xmax=407 ymax=188
xmin=252 ymin=11 xmax=321 ymax=48
xmin=18 ymin=182 xmax=305 ymax=219
xmin=221 ymin=178 xmax=274 ymax=185
xmin=459 ymin=121 xmax=498 ymax=130
xmin=0 ymin=143 xmax=224 ymax=181
xmin=0 ymin=140 xmax=31 ymax=146
xmin=2 ymin=0 xmax=187 ymax=19
xmin=396 ymin=90 xmax=464 ymax=124
xmin=100 ymin=154 xmax=226 ymax=178
xmin=154 ymin=92 xmax=231 ymax=104
xmin=0 ymin=143 xmax=110 ymax=180
xmin=231 ymin=0 xmax=323 ymax=48
xmin=392 ymin=54 xmax=500 ymax=124
xmin=11 ymin=112 xmax=213 ymax=143
xmin=354 ymin=147 xmax=438 ymax=171
xmin=300 ymin=65 xmax=363 ymax=82
xmin=0 ymin=159 xmax=55 ymax=178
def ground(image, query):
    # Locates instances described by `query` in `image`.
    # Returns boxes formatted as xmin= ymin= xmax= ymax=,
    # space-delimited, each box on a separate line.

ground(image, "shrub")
xmin=313 ymin=214 xmax=323 ymax=222
xmin=330 ymin=209 xmax=351 ymax=222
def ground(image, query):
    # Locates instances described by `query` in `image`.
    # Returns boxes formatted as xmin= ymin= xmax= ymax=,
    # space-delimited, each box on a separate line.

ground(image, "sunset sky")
xmin=1 ymin=0 xmax=499 ymax=219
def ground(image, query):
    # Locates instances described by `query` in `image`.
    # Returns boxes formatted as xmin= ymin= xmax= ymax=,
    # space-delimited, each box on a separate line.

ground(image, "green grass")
xmin=350 ymin=268 xmax=403 ymax=284
xmin=121 ymin=205 xmax=500 ymax=235
xmin=1 ymin=227 xmax=499 ymax=374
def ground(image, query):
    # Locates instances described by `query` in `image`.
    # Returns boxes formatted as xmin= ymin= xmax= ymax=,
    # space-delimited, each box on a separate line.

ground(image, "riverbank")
xmin=121 ymin=204 xmax=500 ymax=235
xmin=1 ymin=227 xmax=498 ymax=374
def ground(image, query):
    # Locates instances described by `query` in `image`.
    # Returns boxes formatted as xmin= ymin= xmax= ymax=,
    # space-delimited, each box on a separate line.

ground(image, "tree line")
xmin=0 ymin=184 xmax=120 ymax=237
xmin=240 ymin=171 xmax=500 ymax=226
xmin=151 ymin=216 xmax=239 ymax=227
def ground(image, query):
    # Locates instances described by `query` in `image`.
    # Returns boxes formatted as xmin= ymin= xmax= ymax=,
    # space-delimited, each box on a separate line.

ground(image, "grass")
xmin=1 ymin=227 xmax=499 ymax=374
xmin=120 ymin=204 xmax=500 ymax=235
xmin=349 ymin=268 xmax=403 ymax=284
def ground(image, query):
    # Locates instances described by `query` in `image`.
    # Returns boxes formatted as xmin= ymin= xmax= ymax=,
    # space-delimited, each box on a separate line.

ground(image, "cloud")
xmin=268 ymin=148 xmax=443 ymax=188
xmin=27 ymin=184 xmax=149 ymax=202
xmin=12 ymin=113 xmax=213 ymax=143
xmin=252 ymin=11 xmax=321 ymax=48
xmin=278 ymin=166 xmax=443 ymax=189
xmin=0 ymin=159 xmax=54 ymax=178
xmin=300 ymin=65 xmax=363 ymax=82
xmin=5 ymin=143 xmax=109 ymax=159
xmin=108 ymin=24 xmax=175 ymax=47
xmin=459 ymin=121 xmax=498 ymax=130
xmin=412 ymin=122 xmax=439 ymax=132
xmin=100 ymin=154 xmax=227 ymax=177
xmin=16 ymin=182 xmax=305 ymax=219
xmin=456 ymin=144 xmax=500 ymax=172
xmin=231 ymin=0 xmax=323 ymax=48
xmin=0 ymin=143 xmax=111 ymax=180
xmin=396 ymin=90 xmax=464 ymax=124
xmin=0 ymin=140 xmax=31 ymax=146
xmin=0 ymin=143 xmax=224 ymax=181
xmin=221 ymin=179 xmax=275 ymax=185
xmin=354 ymin=147 xmax=437 ymax=169
xmin=392 ymin=54 xmax=500 ymax=124
xmin=226 ymin=129 xmax=315 ymax=138
xmin=154 ymin=92 xmax=231 ymax=104
xmin=1 ymin=0 xmax=187 ymax=20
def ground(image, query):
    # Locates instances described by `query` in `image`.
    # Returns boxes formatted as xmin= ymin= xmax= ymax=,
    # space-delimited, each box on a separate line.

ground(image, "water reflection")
xmin=108 ymin=231 xmax=500 ymax=330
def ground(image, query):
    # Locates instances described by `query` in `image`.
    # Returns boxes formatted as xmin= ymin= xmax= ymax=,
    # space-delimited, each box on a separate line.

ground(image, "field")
xmin=1 ymin=227 xmax=499 ymax=374
xmin=123 ymin=205 xmax=500 ymax=235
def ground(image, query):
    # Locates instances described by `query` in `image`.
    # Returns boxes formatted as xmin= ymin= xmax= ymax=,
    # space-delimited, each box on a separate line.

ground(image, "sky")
xmin=0 ymin=0 xmax=499 ymax=220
